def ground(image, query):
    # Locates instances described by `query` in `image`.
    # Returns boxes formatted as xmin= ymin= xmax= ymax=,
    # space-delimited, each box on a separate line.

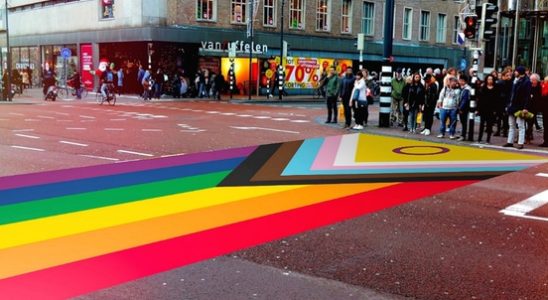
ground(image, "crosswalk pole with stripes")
xmin=378 ymin=65 xmax=392 ymax=127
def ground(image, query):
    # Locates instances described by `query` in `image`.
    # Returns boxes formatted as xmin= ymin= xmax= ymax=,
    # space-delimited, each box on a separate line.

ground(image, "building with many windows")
xmin=0 ymin=0 xmax=465 ymax=95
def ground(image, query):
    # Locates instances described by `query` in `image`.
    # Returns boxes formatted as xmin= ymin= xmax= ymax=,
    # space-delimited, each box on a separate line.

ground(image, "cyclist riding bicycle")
xmin=100 ymin=67 xmax=115 ymax=101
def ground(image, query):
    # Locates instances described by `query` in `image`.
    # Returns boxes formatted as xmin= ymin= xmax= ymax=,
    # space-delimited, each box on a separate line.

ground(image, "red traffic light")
xmin=463 ymin=15 xmax=477 ymax=39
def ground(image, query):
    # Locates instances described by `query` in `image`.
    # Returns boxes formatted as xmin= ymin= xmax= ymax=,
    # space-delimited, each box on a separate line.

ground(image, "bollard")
xmin=378 ymin=65 xmax=392 ymax=127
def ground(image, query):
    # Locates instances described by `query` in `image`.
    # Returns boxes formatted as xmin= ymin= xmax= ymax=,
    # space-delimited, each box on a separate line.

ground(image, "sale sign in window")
xmin=282 ymin=57 xmax=351 ymax=89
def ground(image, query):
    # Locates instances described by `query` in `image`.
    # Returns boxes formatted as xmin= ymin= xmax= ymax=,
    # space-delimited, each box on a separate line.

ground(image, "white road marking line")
xmin=206 ymin=111 xmax=221 ymax=114
xmin=11 ymin=145 xmax=45 ymax=152
xmin=220 ymin=112 xmax=236 ymax=116
xmin=500 ymin=190 xmax=548 ymax=216
xmin=66 ymin=127 xmax=87 ymax=130
xmin=142 ymin=129 xmax=163 ymax=132
xmin=12 ymin=129 xmax=35 ymax=132
xmin=536 ymin=173 xmax=548 ymax=178
xmin=105 ymin=128 xmax=124 ymax=131
xmin=24 ymin=119 xmax=40 ymax=122
xmin=0 ymin=118 xmax=9 ymax=121
xmin=236 ymin=114 xmax=253 ymax=117
xmin=230 ymin=126 xmax=299 ymax=134
xmin=290 ymin=120 xmax=310 ymax=123
xmin=79 ymin=154 xmax=119 ymax=161
xmin=79 ymin=115 xmax=96 ymax=119
xmin=117 ymin=150 xmax=154 ymax=157
xmin=471 ymin=143 xmax=548 ymax=154
xmin=161 ymin=153 xmax=187 ymax=158
xmin=60 ymin=141 xmax=88 ymax=147
xmin=15 ymin=134 xmax=40 ymax=139
xmin=253 ymin=116 xmax=272 ymax=119
xmin=37 ymin=115 xmax=55 ymax=119
xmin=271 ymin=118 xmax=290 ymax=121
xmin=54 ymin=112 xmax=70 ymax=116
xmin=8 ymin=112 xmax=24 ymax=116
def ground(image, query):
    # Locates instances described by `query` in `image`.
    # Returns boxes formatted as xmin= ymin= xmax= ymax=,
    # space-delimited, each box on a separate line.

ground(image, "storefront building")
xmin=495 ymin=0 xmax=548 ymax=75
xmin=0 ymin=0 xmax=464 ymax=96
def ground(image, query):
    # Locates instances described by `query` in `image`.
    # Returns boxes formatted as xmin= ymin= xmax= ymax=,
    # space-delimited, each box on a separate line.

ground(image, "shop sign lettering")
xmin=199 ymin=41 xmax=268 ymax=54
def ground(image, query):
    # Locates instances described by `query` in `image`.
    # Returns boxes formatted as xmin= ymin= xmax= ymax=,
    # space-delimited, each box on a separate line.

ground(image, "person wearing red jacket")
xmin=539 ymin=76 xmax=548 ymax=147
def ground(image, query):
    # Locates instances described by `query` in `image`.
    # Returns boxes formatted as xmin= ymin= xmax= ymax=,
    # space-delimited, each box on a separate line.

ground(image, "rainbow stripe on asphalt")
xmin=0 ymin=133 xmax=545 ymax=299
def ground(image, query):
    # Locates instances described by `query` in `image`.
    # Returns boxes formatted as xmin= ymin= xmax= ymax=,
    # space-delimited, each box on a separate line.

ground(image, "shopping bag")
xmin=338 ymin=103 xmax=344 ymax=120
xmin=416 ymin=112 xmax=423 ymax=124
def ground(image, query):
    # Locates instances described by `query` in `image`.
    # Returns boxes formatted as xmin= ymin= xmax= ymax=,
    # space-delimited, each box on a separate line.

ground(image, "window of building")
xmin=341 ymin=0 xmax=352 ymax=34
xmin=231 ymin=0 xmax=247 ymax=24
xmin=420 ymin=10 xmax=430 ymax=41
xmin=361 ymin=2 xmax=374 ymax=36
xmin=263 ymin=0 xmax=276 ymax=27
xmin=403 ymin=7 xmax=412 ymax=40
xmin=197 ymin=0 xmax=215 ymax=21
xmin=316 ymin=0 xmax=329 ymax=31
xmin=452 ymin=15 xmax=460 ymax=44
xmin=436 ymin=13 xmax=447 ymax=43
xmin=289 ymin=0 xmax=305 ymax=29
xmin=100 ymin=0 xmax=114 ymax=19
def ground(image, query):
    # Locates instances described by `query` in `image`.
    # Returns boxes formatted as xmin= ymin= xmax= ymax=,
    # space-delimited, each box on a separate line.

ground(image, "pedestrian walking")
xmin=338 ymin=67 xmax=355 ymax=128
xmin=117 ymin=67 xmax=124 ymax=95
xmin=457 ymin=75 xmax=472 ymax=141
xmin=539 ymin=76 xmax=548 ymax=147
xmin=404 ymin=73 xmax=425 ymax=133
xmin=503 ymin=66 xmax=532 ymax=150
xmin=324 ymin=67 xmax=340 ymax=124
xmin=476 ymin=74 xmax=499 ymax=144
xmin=350 ymin=71 xmax=368 ymax=130
xmin=390 ymin=68 xmax=405 ymax=127
xmin=422 ymin=74 xmax=438 ymax=136
xmin=494 ymin=68 xmax=513 ymax=137
xmin=401 ymin=76 xmax=413 ymax=131
xmin=436 ymin=76 xmax=460 ymax=139
xmin=526 ymin=73 xmax=542 ymax=144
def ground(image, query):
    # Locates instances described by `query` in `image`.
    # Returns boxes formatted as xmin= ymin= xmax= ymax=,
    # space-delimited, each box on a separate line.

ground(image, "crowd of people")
xmin=323 ymin=65 xmax=548 ymax=149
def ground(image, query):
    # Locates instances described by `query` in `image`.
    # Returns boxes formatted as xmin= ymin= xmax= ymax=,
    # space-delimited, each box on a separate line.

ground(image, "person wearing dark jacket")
xmin=526 ymin=74 xmax=542 ymax=143
xmin=404 ymin=73 xmax=425 ymax=133
xmin=324 ymin=67 xmax=340 ymax=123
xmin=503 ymin=66 xmax=532 ymax=149
xmin=495 ymin=69 xmax=513 ymax=136
xmin=476 ymin=75 xmax=499 ymax=143
xmin=338 ymin=67 xmax=355 ymax=128
xmin=457 ymin=75 xmax=472 ymax=141
xmin=421 ymin=74 xmax=438 ymax=136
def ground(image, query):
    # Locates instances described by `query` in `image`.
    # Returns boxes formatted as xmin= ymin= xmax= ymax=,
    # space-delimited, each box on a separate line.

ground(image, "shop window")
xmin=420 ymin=10 xmax=430 ymax=42
xmin=263 ymin=0 xmax=276 ymax=27
xmin=436 ymin=14 xmax=447 ymax=43
xmin=402 ymin=7 xmax=412 ymax=40
xmin=100 ymin=0 xmax=114 ymax=20
xmin=231 ymin=0 xmax=247 ymax=24
xmin=341 ymin=0 xmax=352 ymax=34
xmin=361 ymin=2 xmax=374 ymax=36
xmin=316 ymin=0 xmax=329 ymax=32
xmin=197 ymin=0 xmax=215 ymax=21
xmin=289 ymin=0 xmax=305 ymax=30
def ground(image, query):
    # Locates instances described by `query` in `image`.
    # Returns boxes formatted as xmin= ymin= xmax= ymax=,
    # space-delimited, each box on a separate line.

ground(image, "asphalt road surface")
xmin=2 ymin=91 xmax=548 ymax=299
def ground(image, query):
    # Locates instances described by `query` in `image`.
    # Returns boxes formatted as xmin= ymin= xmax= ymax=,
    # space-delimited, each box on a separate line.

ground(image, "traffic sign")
xmin=60 ymin=48 xmax=72 ymax=59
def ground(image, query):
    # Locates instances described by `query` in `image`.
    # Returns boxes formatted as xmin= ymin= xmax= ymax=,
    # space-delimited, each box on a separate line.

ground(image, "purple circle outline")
xmin=392 ymin=146 xmax=450 ymax=156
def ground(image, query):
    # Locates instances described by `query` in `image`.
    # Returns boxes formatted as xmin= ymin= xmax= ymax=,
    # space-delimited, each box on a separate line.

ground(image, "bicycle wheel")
xmin=110 ymin=94 xmax=116 ymax=106
xmin=81 ymin=88 xmax=88 ymax=99
xmin=57 ymin=87 xmax=68 ymax=100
